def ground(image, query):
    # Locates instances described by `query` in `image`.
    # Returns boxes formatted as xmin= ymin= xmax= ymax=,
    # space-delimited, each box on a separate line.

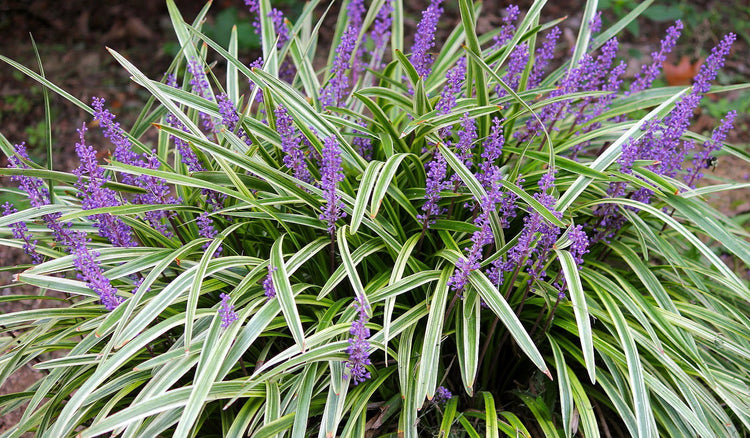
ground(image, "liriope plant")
xmin=1 ymin=0 xmax=749 ymax=436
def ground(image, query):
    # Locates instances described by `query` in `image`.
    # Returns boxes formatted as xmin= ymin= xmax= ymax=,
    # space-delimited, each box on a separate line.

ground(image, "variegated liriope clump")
xmin=1 ymin=0 xmax=749 ymax=436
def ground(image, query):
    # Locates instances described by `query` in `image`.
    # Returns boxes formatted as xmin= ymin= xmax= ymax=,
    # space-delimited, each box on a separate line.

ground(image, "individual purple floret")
xmin=410 ymin=0 xmax=444 ymax=79
xmin=417 ymin=148 xmax=448 ymax=227
xmin=493 ymin=5 xmax=520 ymax=48
xmin=346 ymin=297 xmax=371 ymax=385
xmin=497 ymin=42 xmax=529 ymax=98
xmin=528 ymin=27 xmax=561 ymax=89
xmin=275 ymin=105 xmax=312 ymax=184
xmin=219 ymin=292 xmax=238 ymax=329
xmin=627 ymin=20 xmax=683 ymax=95
xmin=433 ymin=386 xmax=452 ymax=404
xmin=263 ymin=266 xmax=277 ymax=300
xmin=73 ymin=123 xmax=136 ymax=248
xmin=318 ymin=136 xmax=346 ymax=236
xmin=2 ymin=202 xmax=42 ymax=264
xmin=685 ymin=110 xmax=736 ymax=188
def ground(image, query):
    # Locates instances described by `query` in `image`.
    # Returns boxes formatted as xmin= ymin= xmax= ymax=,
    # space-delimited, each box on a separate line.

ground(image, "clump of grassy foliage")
xmin=1 ymin=0 xmax=749 ymax=436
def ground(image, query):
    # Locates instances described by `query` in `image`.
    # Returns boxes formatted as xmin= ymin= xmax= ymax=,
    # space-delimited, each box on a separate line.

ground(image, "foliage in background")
xmin=1 ymin=0 xmax=750 ymax=436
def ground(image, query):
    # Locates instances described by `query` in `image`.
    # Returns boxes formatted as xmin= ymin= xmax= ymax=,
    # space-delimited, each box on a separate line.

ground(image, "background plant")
xmin=1 ymin=0 xmax=749 ymax=437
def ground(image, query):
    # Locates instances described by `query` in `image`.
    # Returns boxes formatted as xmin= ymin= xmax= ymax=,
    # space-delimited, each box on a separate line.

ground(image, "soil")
xmin=1 ymin=0 xmax=748 ymax=434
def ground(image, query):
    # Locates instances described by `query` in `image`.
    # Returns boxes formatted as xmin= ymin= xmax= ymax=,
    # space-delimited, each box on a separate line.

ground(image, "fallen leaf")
xmin=663 ymin=55 xmax=704 ymax=86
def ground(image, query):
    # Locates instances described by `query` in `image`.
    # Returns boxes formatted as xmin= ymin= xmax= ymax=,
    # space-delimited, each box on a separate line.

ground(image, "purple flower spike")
xmin=197 ymin=212 xmax=222 ymax=257
xmin=318 ymin=136 xmax=346 ymax=236
xmin=478 ymin=118 xmax=505 ymax=188
xmin=528 ymin=27 xmax=561 ymax=89
xmin=437 ymin=57 xmax=467 ymax=116
xmin=497 ymin=42 xmax=529 ymax=98
xmin=433 ymin=386 xmax=452 ymax=404
xmin=346 ymin=297 xmax=371 ymax=385
xmin=245 ymin=0 xmax=289 ymax=49
xmin=217 ymin=93 xmax=239 ymax=131
xmin=352 ymin=119 xmax=373 ymax=161
xmin=187 ymin=59 xmax=216 ymax=132
xmin=568 ymin=225 xmax=589 ymax=267
xmin=2 ymin=202 xmax=42 ymax=264
xmin=369 ymin=0 xmax=393 ymax=70
xmin=694 ymin=33 xmax=736 ymax=94
xmin=628 ymin=20 xmax=683 ymax=95
xmin=73 ymin=123 xmax=136 ymax=248
xmin=321 ymin=24 xmax=359 ymax=108
xmin=417 ymin=148 xmax=448 ymax=227
xmin=219 ymin=293 xmax=238 ymax=329
xmin=685 ymin=110 xmax=736 ymax=188
xmin=410 ymin=0 xmax=444 ymax=79
xmin=493 ymin=5 xmax=520 ymax=48
xmin=450 ymin=114 xmax=477 ymax=187
xmin=9 ymin=142 xmax=123 ymax=310
xmin=263 ymin=266 xmax=277 ymax=300
xmin=275 ymin=105 xmax=312 ymax=184
xmin=165 ymin=75 xmax=205 ymax=173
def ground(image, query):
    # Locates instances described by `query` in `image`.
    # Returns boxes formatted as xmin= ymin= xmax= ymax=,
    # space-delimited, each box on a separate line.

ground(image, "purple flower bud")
xmin=219 ymin=292 xmax=238 ymax=329
xmin=318 ymin=136 xmax=346 ymax=236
